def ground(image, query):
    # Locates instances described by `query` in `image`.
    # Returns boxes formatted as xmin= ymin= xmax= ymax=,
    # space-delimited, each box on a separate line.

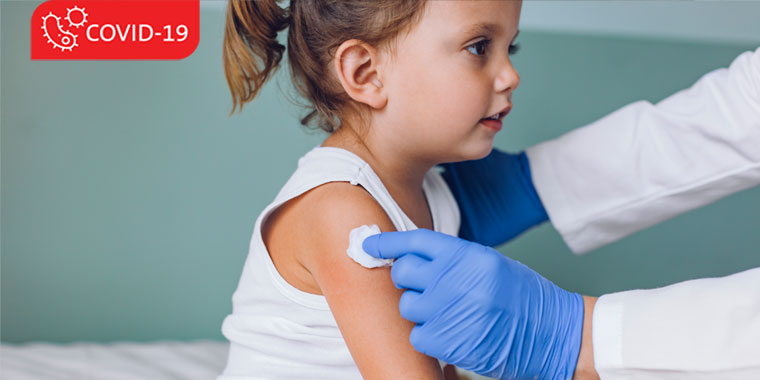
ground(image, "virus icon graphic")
xmin=66 ymin=6 xmax=88 ymax=28
xmin=40 ymin=5 xmax=88 ymax=52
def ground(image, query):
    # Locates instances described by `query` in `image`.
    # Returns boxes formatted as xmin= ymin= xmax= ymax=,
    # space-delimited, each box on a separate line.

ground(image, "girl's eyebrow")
xmin=462 ymin=22 xmax=502 ymax=38
xmin=462 ymin=22 xmax=520 ymax=43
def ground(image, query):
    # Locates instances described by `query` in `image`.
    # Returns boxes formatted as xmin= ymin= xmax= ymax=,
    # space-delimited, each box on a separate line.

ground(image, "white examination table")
xmin=0 ymin=340 xmax=229 ymax=380
xmin=0 ymin=340 xmax=493 ymax=379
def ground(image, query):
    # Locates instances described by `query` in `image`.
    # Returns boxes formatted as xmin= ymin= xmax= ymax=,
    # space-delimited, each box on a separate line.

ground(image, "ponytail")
xmin=223 ymin=0 xmax=289 ymax=116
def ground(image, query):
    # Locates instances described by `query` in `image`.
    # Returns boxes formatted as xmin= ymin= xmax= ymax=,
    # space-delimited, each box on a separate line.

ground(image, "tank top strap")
xmin=268 ymin=146 xmax=416 ymax=231
xmin=424 ymin=166 xmax=461 ymax=237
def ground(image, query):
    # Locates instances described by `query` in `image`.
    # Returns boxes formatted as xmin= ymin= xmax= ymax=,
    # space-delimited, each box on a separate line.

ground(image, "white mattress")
xmin=0 ymin=340 xmax=229 ymax=380
xmin=1 ymin=340 xmax=494 ymax=379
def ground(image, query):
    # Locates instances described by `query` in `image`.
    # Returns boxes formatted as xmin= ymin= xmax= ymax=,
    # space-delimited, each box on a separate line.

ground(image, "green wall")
xmin=2 ymin=2 xmax=758 ymax=343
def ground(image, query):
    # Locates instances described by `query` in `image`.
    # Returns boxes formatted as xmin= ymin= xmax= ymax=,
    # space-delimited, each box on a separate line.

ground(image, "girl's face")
xmin=377 ymin=0 xmax=522 ymax=163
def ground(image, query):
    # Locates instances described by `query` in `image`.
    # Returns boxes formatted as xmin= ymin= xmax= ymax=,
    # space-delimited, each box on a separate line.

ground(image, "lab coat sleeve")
xmin=592 ymin=267 xmax=760 ymax=380
xmin=525 ymin=47 xmax=760 ymax=255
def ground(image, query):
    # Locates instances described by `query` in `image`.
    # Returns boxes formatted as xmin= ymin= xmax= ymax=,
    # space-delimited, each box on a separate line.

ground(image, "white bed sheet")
xmin=1 ymin=340 xmax=494 ymax=379
xmin=0 ymin=340 xmax=229 ymax=380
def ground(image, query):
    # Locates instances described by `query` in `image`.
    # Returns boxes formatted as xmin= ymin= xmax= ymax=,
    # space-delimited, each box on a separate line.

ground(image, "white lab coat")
xmin=526 ymin=46 xmax=760 ymax=379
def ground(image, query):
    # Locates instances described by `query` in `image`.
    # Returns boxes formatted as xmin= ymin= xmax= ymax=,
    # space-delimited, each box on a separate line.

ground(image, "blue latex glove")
xmin=440 ymin=149 xmax=548 ymax=247
xmin=362 ymin=229 xmax=583 ymax=380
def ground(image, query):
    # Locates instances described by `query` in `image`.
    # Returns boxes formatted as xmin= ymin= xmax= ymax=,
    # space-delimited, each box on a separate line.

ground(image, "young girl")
xmin=218 ymin=0 xmax=521 ymax=378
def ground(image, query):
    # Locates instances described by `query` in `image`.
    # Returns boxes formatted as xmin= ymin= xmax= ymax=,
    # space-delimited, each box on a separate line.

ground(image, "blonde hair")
xmin=223 ymin=0 xmax=427 ymax=133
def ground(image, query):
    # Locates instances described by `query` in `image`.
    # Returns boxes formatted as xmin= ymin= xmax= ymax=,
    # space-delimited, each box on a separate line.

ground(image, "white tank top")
xmin=217 ymin=146 xmax=460 ymax=380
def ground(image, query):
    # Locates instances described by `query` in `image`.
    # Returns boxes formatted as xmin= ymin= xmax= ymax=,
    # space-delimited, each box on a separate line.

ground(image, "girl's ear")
xmin=333 ymin=39 xmax=387 ymax=110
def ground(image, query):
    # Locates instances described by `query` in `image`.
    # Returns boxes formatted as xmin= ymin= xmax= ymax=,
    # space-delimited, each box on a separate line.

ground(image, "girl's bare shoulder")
xmin=292 ymin=181 xmax=396 ymax=270
xmin=261 ymin=181 xmax=396 ymax=293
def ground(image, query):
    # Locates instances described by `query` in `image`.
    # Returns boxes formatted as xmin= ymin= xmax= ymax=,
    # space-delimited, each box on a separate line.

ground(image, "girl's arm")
xmin=297 ymin=182 xmax=444 ymax=380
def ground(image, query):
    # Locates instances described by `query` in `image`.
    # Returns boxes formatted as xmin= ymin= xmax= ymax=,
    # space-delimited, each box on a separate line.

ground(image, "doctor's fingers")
xmin=398 ymin=289 xmax=437 ymax=324
xmin=390 ymin=253 xmax=437 ymax=292
xmin=363 ymin=228 xmax=466 ymax=261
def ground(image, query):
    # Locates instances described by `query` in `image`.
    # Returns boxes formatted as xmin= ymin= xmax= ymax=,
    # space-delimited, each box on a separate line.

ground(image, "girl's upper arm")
xmin=298 ymin=182 xmax=444 ymax=380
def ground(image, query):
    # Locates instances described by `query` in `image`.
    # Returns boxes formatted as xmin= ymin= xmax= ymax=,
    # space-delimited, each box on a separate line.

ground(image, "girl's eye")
xmin=466 ymin=39 xmax=490 ymax=56
xmin=509 ymin=42 xmax=520 ymax=55
xmin=466 ymin=40 xmax=521 ymax=57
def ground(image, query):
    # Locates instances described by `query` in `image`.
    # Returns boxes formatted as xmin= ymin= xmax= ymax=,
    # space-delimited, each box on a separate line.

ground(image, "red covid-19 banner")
xmin=31 ymin=0 xmax=199 ymax=60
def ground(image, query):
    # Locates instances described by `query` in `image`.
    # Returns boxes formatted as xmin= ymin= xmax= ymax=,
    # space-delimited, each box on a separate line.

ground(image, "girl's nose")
xmin=494 ymin=59 xmax=520 ymax=94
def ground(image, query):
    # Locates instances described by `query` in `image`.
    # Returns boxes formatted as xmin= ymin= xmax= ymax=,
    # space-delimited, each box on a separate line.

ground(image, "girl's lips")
xmin=480 ymin=105 xmax=510 ymax=133
xmin=480 ymin=118 xmax=502 ymax=132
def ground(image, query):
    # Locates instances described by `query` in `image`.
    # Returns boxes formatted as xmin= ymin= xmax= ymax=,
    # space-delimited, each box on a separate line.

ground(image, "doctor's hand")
xmin=440 ymin=149 xmax=548 ymax=247
xmin=362 ymin=229 xmax=584 ymax=380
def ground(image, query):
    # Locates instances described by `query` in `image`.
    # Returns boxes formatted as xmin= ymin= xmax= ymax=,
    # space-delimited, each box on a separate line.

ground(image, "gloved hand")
xmin=362 ymin=229 xmax=583 ymax=380
xmin=440 ymin=149 xmax=548 ymax=247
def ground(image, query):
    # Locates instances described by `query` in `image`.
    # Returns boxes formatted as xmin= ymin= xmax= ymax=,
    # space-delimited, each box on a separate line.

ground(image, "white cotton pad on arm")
xmin=346 ymin=224 xmax=395 ymax=268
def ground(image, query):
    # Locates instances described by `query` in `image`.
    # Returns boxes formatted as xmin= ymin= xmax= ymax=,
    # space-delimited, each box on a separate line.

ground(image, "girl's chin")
xmin=472 ymin=140 xmax=496 ymax=159
xmin=450 ymin=142 xmax=494 ymax=162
